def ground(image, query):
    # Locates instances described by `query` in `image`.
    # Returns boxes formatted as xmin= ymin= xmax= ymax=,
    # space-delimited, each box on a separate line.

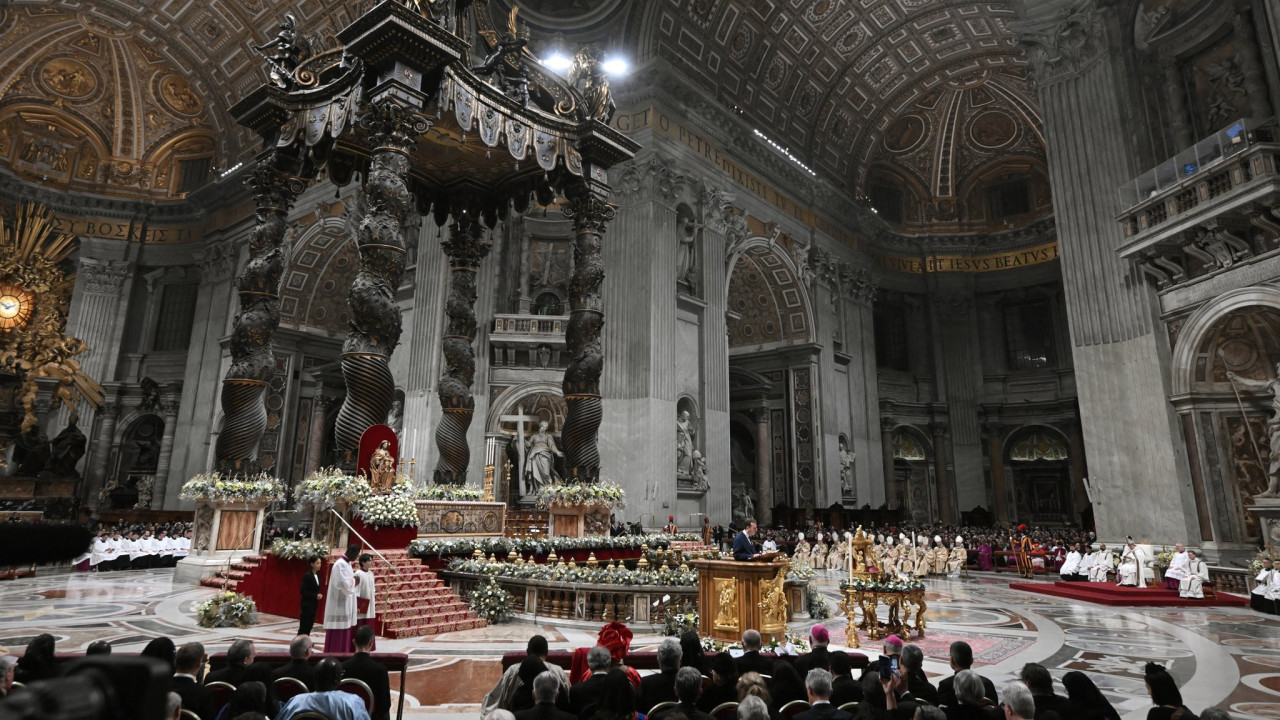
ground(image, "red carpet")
xmin=1008 ymin=580 xmax=1248 ymax=607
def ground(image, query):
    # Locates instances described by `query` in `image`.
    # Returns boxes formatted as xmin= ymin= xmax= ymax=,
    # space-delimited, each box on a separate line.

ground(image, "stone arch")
xmin=725 ymin=240 xmax=814 ymax=349
xmin=1171 ymin=286 xmax=1280 ymax=395
xmin=279 ymin=216 xmax=357 ymax=337
xmin=1002 ymin=424 xmax=1071 ymax=462
xmin=486 ymin=382 xmax=567 ymax=433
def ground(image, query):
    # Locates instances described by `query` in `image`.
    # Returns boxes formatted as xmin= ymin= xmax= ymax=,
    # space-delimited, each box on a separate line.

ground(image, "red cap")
xmin=597 ymin=622 xmax=633 ymax=663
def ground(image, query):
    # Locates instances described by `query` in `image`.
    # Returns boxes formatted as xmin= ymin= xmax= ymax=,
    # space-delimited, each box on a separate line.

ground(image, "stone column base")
xmin=174 ymin=551 xmax=253 ymax=585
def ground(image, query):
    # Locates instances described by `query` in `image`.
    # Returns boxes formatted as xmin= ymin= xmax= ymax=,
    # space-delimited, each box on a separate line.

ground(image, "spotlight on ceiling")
xmin=541 ymin=52 xmax=573 ymax=73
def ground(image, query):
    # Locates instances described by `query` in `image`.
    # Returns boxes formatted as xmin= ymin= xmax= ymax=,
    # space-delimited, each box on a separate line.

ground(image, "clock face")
xmin=0 ymin=285 xmax=32 ymax=331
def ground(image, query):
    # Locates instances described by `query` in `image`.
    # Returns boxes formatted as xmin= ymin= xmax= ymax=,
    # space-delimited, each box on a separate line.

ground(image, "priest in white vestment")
xmin=1077 ymin=546 xmax=1095 ymax=581
xmin=1059 ymin=543 xmax=1083 ymax=581
xmin=1254 ymin=558 xmax=1277 ymax=613
xmin=323 ymin=543 xmax=361 ymax=652
xmin=1089 ymin=544 xmax=1114 ymax=582
xmin=1163 ymin=543 xmax=1190 ymax=591
xmin=1178 ymin=550 xmax=1210 ymax=599
xmin=1118 ymin=540 xmax=1146 ymax=587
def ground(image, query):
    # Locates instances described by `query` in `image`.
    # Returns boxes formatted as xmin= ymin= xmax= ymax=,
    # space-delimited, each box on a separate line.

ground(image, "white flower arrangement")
xmin=534 ymin=481 xmax=626 ymax=510
xmin=468 ymin=576 xmax=513 ymax=623
xmin=195 ymin=591 xmax=259 ymax=628
xmin=419 ymin=484 xmax=484 ymax=502
xmin=180 ymin=472 xmax=285 ymax=504
xmin=266 ymin=538 xmax=331 ymax=560
xmin=787 ymin=561 xmax=815 ymax=581
xmin=294 ymin=467 xmax=372 ymax=509
xmin=354 ymin=492 xmax=420 ymax=528
xmin=840 ymin=578 xmax=926 ymax=593
xmin=700 ymin=633 xmax=809 ymax=655
xmin=447 ymin=558 xmax=698 ymax=587
xmin=410 ymin=533 xmax=699 ymax=559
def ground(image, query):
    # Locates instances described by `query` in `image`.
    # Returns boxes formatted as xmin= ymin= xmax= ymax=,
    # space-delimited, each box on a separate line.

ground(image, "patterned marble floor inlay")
xmin=0 ymin=568 xmax=1272 ymax=719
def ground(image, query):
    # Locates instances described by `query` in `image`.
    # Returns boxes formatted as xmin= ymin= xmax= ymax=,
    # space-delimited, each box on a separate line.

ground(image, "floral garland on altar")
xmin=787 ymin=561 xmax=815 ymax=581
xmin=418 ymin=484 xmax=483 ymax=502
xmin=447 ymin=557 xmax=699 ymax=587
xmin=266 ymin=538 xmax=332 ymax=560
xmin=534 ymin=481 xmax=626 ymax=509
xmin=195 ymin=591 xmax=259 ymax=628
xmin=409 ymin=533 xmax=698 ymax=559
xmin=180 ymin=472 xmax=286 ymax=504
xmin=294 ymin=467 xmax=372 ymax=509
xmin=840 ymin=578 xmax=926 ymax=593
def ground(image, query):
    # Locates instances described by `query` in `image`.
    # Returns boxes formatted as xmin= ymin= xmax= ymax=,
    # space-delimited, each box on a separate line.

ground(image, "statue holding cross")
xmin=501 ymin=404 xmax=541 ymax=497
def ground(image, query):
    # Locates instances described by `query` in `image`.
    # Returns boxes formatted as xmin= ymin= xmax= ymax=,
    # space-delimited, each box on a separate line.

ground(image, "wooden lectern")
xmin=690 ymin=558 xmax=792 ymax=644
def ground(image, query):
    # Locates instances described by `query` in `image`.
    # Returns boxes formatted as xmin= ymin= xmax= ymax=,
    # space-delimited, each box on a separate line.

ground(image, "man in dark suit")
xmin=204 ymin=639 xmax=255 ymax=686
xmin=649 ymin=667 xmax=715 ymax=720
xmin=795 ymin=625 xmax=832 ymax=676
xmin=900 ymin=644 xmax=938 ymax=706
xmin=272 ymin=635 xmax=317 ymax=691
xmin=794 ymin=669 xmax=850 ymax=720
xmin=638 ymin=638 xmax=682 ymax=714
xmin=828 ymin=652 xmax=861 ymax=708
xmin=516 ymin=670 xmax=578 ymax=720
xmin=1019 ymin=663 xmax=1079 ymax=720
xmin=569 ymin=646 xmax=612 ymax=719
xmin=298 ymin=555 xmax=322 ymax=636
xmin=342 ymin=625 xmax=391 ymax=720
xmin=732 ymin=520 xmax=758 ymax=561
xmin=735 ymin=630 xmax=774 ymax=676
xmin=171 ymin=642 xmax=216 ymax=720
xmin=937 ymin=641 xmax=997 ymax=708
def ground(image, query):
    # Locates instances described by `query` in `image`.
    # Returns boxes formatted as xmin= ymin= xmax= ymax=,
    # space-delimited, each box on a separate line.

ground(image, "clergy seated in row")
xmin=1253 ymin=557 xmax=1280 ymax=614
xmin=1087 ymin=544 xmax=1114 ymax=582
xmin=1177 ymin=550 xmax=1211 ymax=600
xmin=1162 ymin=543 xmax=1195 ymax=592
xmin=1057 ymin=543 xmax=1086 ymax=582
xmin=1117 ymin=540 xmax=1147 ymax=588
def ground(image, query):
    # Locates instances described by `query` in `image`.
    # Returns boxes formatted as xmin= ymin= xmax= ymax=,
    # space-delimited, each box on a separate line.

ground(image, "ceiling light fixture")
xmin=752 ymin=128 xmax=816 ymax=176
xmin=601 ymin=57 xmax=629 ymax=76
xmin=220 ymin=162 xmax=244 ymax=178
xmin=541 ymin=52 xmax=573 ymax=73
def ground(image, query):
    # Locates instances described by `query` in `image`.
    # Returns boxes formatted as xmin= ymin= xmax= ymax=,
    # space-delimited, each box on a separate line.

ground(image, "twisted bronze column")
xmin=333 ymin=101 xmax=423 ymax=462
xmin=559 ymin=188 xmax=615 ymax=482
xmin=434 ymin=215 xmax=491 ymax=484
xmin=215 ymin=158 xmax=301 ymax=474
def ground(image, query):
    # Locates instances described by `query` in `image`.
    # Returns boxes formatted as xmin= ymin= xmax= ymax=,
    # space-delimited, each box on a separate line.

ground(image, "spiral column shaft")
xmin=434 ymin=216 xmax=491 ymax=484
xmin=334 ymin=100 xmax=420 ymax=464
xmin=214 ymin=159 xmax=300 ymax=474
xmin=560 ymin=188 xmax=615 ymax=482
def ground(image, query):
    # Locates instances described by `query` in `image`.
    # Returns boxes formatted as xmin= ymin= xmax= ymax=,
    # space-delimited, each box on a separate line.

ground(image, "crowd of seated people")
xmin=0 ymin=619 xmax=1238 ymax=720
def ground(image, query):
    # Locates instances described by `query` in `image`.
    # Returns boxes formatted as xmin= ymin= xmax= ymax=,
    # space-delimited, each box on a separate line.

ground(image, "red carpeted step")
xmin=201 ymin=577 xmax=239 ymax=591
xmin=1009 ymin=581 xmax=1248 ymax=607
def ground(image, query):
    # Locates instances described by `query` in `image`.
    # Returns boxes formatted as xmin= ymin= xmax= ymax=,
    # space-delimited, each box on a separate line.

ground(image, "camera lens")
xmin=0 ymin=675 xmax=108 ymax=720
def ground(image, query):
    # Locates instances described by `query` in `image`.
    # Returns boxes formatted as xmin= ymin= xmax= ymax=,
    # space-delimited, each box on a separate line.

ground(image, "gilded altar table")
xmin=838 ymin=587 xmax=927 ymax=648
xmin=690 ymin=558 xmax=791 ymax=644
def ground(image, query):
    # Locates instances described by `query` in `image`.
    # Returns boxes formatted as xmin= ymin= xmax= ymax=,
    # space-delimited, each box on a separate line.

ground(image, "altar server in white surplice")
xmin=1059 ymin=543 xmax=1083 ymax=581
xmin=1253 ymin=557 xmax=1276 ymax=613
xmin=1118 ymin=539 xmax=1146 ymax=587
xmin=1077 ymin=545 xmax=1095 ymax=582
xmin=323 ymin=543 xmax=361 ymax=653
xmin=1164 ymin=543 xmax=1190 ymax=591
xmin=1089 ymin=544 xmax=1114 ymax=582
xmin=353 ymin=553 xmax=377 ymax=651
xmin=1178 ymin=550 xmax=1210 ymax=599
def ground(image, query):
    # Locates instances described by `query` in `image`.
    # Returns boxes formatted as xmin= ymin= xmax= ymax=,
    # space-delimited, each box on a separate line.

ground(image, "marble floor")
xmin=0 ymin=568 xmax=1268 ymax=719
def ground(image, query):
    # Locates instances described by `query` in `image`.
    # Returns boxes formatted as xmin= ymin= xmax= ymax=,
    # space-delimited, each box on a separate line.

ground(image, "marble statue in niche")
xmin=525 ymin=421 xmax=563 ymax=491
xmin=690 ymin=450 xmax=708 ymax=492
xmin=839 ymin=435 xmax=855 ymax=496
xmin=676 ymin=409 xmax=695 ymax=476
xmin=385 ymin=399 xmax=404 ymax=436
xmin=48 ymin=413 xmax=87 ymax=478
xmin=676 ymin=204 xmax=702 ymax=295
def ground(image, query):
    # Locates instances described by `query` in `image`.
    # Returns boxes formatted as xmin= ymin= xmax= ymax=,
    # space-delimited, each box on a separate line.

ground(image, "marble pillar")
xmin=751 ymin=403 xmax=771 ymax=526
xmin=1014 ymin=1 xmax=1194 ymax=541
xmin=404 ymin=220 xmax=450 ymax=478
xmin=150 ymin=402 xmax=180 ymax=507
xmin=881 ymin=417 xmax=896 ymax=509
xmin=927 ymin=282 xmax=982 ymax=516
xmin=87 ymin=404 xmax=121 ymax=506
xmin=931 ymin=421 xmax=953 ymax=523
xmin=304 ymin=394 xmax=334 ymax=479
xmin=986 ymin=421 xmax=1010 ymax=524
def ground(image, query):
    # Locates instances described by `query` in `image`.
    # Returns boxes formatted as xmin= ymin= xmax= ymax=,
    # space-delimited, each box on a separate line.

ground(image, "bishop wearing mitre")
xmin=1117 ymin=538 xmax=1146 ymax=588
